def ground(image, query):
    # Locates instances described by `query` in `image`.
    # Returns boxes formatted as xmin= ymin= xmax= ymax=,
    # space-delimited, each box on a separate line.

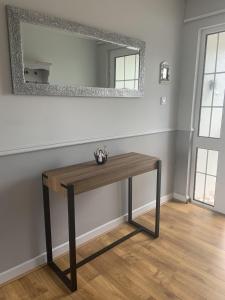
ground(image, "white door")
xmin=191 ymin=25 xmax=225 ymax=214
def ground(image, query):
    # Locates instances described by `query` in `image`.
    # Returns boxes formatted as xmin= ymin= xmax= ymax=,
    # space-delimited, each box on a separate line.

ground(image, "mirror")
xmin=6 ymin=6 xmax=145 ymax=98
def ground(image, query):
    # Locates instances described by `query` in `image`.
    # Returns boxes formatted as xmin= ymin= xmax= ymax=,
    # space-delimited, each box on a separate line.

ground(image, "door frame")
xmin=189 ymin=23 xmax=225 ymax=212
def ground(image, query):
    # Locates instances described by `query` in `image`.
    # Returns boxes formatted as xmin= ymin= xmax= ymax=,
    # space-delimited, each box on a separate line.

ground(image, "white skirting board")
xmin=0 ymin=194 xmax=173 ymax=285
xmin=173 ymin=193 xmax=187 ymax=203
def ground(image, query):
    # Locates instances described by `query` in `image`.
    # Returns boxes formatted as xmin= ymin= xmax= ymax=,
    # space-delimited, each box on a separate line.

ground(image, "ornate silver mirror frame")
xmin=6 ymin=5 xmax=145 ymax=98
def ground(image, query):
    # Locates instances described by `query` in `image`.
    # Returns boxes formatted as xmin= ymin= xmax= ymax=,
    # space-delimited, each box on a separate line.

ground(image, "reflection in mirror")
xmin=21 ymin=22 xmax=140 ymax=90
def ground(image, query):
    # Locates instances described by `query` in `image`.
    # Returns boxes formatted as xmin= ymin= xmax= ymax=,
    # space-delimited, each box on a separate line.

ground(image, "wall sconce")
xmin=159 ymin=61 xmax=170 ymax=84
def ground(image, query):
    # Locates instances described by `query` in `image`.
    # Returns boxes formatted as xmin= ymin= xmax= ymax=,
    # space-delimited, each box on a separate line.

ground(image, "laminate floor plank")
xmin=1 ymin=201 xmax=225 ymax=300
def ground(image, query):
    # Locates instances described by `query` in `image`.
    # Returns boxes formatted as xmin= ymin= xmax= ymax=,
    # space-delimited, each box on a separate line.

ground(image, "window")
xmin=199 ymin=32 xmax=225 ymax=138
xmin=115 ymin=54 xmax=139 ymax=90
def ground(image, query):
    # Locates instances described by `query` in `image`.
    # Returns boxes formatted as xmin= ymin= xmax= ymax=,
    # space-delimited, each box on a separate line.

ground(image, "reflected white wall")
xmin=21 ymin=22 xmax=98 ymax=86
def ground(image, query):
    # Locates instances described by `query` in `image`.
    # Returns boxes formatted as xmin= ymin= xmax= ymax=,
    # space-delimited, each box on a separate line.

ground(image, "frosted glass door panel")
xmin=194 ymin=148 xmax=219 ymax=206
xmin=210 ymin=108 xmax=223 ymax=138
xmin=196 ymin=148 xmax=207 ymax=173
xmin=213 ymin=74 xmax=225 ymax=107
xmin=205 ymin=34 xmax=218 ymax=74
xmin=201 ymin=75 xmax=214 ymax=106
xmin=194 ymin=173 xmax=205 ymax=202
xmin=207 ymin=150 xmax=218 ymax=176
xmin=199 ymin=108 xmax=211 ymax=137
xmin=199 ymin=32 xmax=225 ymax=139
xmin=205 ymin=176 xmax=216 ymax=206
xmin=217 ymin=32 xmax=225 ymax=72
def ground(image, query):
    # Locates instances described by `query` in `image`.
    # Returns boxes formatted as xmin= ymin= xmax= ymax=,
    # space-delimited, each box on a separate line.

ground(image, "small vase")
xmin=94 ymin=146 xmax=108 ymax=165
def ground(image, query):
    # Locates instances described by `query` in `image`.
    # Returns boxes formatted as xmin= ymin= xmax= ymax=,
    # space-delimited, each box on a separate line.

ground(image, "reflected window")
xmin=115 ymin=54 xmax=139 ymax=90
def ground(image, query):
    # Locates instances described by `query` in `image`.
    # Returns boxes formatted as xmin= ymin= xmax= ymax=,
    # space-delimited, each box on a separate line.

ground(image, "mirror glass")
xmin=21 ymin=22 xmax=140 ymax=90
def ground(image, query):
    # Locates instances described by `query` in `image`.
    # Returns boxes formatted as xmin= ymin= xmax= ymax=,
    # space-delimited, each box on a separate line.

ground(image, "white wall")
xmin=185 ymin=0 xmax=225 ymax=20
xmin=0 ymin=0 xmax=184 ymax=156
xmin=0 ymin=0 xmax=185 ymax=280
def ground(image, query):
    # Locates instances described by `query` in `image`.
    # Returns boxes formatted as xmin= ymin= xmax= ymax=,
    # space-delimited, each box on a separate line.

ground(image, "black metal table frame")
xmin=42 ymin=160 xmax=161 ymax=292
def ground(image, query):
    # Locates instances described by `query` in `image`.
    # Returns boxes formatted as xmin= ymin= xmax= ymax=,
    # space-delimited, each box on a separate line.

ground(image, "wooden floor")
xmin=1 ymin=200 xmax=225 ymax=300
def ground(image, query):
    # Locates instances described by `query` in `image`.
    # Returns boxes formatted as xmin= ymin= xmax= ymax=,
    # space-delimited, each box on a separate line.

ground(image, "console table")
xmin=42 ymin=152 xmax=161 ymax=292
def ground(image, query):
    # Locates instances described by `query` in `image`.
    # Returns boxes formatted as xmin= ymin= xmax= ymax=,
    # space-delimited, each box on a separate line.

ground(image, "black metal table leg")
xmin=128 ymin=177 xmax=133 ymax=223
xmin=67 ymin=185 xmax=77 ymax=292
xmin=42 ymin=175 xmax=53 ymax=264
xmin=42 ymin=178 xmax=77 ymax=292
xmin=155 ymin=160 xmax=162 ymax=238
xmin=128 ymin=160 xmax=162 ymax=239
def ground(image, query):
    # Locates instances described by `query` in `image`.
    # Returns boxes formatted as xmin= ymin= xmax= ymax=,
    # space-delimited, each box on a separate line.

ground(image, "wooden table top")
xmin=43 ymin=152 xmax=159 ymax=195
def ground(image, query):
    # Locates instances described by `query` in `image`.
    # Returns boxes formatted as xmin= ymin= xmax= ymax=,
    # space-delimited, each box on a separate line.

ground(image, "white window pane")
xmin=205 ymin=34 xmax=218 ymax=74
xmin=134 ymin=80 xmax=139 ymax=90
xmin=201 ymin=74 xmax=214 ymax=106
xmin=196 ymin=148 xmax=207 ymax=173
xmin=135 ymin=54 xmax=139 ymax=79
xmin=124 ymin=80 xmax=135 ymax=89
xmin=210 ymin=108 xmax=223 ymax=138
xmin=217 ymin=32 xmax=225 ymax=72
xmin=195 ymin=173 xmax=205 ymax=201
xmin=115 ymin=57 xmax=124 ymax=80
xmin=115 ymin=81 xmax=124 ymax=89
xmin=204 ymin=175 xmax=216 ymax=206
xmin=199 ymin=108 xmax=211 ymax=137
xmin=213 ymin=74 xmax=225 ymax=107
xmin=207 ymin=150 xmax=218 ymax=176
xmin=125 ymin=55 xmax=135 ymax=80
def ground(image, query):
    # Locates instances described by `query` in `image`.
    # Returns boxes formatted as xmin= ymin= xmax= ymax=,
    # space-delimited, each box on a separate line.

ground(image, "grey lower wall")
xmin=0 ymin=131 xmax=175 ymax=273
xmin=173 ymin=130 xmax=191 ymax=197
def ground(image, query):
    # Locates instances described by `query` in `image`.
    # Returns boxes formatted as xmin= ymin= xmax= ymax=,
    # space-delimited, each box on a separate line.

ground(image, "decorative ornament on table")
xmin=94 ymin=145 xmax=108 ymax=165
